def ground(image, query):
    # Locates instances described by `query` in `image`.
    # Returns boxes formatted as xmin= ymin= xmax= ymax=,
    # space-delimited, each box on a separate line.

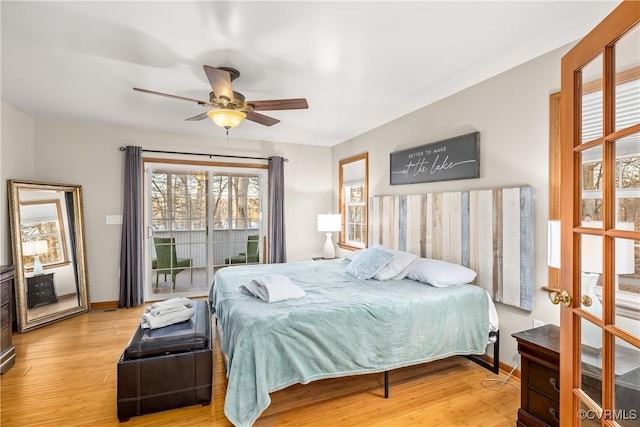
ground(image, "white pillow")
xmin=406 ymin=258 xmax=477 ymax=287
xmin=373 ymin=249 xmax=418 ymax=280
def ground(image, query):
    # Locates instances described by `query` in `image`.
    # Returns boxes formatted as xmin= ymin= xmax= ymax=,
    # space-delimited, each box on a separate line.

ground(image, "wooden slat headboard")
xmin=371 ymin=186 xmax=534 ymax=311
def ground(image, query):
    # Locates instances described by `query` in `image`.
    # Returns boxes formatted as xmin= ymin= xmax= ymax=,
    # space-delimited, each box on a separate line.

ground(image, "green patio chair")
xmin=224 ymin=234 xmax=260 ymax=265
xmin=153 ymin=237 xmax=192 ymax=289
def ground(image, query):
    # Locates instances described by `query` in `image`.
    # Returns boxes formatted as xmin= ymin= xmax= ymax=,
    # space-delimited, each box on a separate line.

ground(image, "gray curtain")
xmin=268 ymin=156 xmax=287 ymax=263
xmin=118 ymin=146 xmax=144 ymax=307
xmin=64 ymin=192 xmax=80 ymax=303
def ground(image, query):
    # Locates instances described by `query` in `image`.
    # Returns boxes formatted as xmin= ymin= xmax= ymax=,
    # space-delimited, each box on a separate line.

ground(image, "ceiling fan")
xmin=133 ymin=65 xmax=309 ymax=133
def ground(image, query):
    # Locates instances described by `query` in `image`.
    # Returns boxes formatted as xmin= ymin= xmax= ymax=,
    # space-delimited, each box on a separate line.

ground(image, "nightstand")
xmin=512 ymin=324 xmax=560 ymax=427
xmin=1 ymin=266 xmax=16 ymax=374
xmin=26 ymin=273 xmax=57 ymax=309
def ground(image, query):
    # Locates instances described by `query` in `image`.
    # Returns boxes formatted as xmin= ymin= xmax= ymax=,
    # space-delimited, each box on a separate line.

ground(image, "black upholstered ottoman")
xmin=117 ymin=300 xmax=212 ymax=422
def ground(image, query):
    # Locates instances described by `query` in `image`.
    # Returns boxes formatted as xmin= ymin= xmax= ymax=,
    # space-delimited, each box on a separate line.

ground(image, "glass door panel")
xmin=581 ymin=53 xmax=604 ymax=144
xmin=212 ymin=170 xmax=265 ymax=269
xmin=581 ymin=317 xmax=604 ymax=405
xmin=148 ymin=169 xmax=208 ymax=297
xmin=615 ymin=25 xmax=640 ymax=132
xmin=614 ymin=336 xmax=640 ymax=426
xmin=581 ymin=145 xmax=604 ymax=223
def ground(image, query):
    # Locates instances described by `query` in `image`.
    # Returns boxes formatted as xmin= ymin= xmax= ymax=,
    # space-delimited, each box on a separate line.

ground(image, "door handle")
xmin=549 ymin=290 xmax=572 ymax=307
xmin=147 ymin=226 xmax=154 ymax=238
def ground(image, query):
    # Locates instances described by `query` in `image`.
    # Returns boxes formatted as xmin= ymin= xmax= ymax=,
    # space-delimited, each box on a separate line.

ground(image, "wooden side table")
xmin=512 ymin=324 xmax=560 ymax=427
xmin=1 ymin=265 xmax=16 ymax=374
xmin=27 ymin=273 xmax=57 ymax=309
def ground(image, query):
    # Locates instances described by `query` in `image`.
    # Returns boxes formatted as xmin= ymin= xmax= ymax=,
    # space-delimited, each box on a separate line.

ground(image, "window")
xmin=338 ymin=153 xmax=368 ymax=250
xmin=20 ymin=199 xmax=68 ymax=269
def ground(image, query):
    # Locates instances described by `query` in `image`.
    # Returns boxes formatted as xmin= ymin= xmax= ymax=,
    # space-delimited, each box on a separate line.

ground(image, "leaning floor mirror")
xmin=8 ymin=180 xmax=90 ymax=333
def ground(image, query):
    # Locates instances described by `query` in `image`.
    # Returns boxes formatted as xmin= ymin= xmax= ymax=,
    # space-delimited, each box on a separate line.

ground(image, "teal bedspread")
xmin=209 ymin=260 xmax=489 ymax=427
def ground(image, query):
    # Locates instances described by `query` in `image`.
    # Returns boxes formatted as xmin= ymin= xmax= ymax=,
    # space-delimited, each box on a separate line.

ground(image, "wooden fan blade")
xmin=203 ymin=66 xmax=233 ymax=100
xmin=185 ymin=112 xmax=209 ymax=121
xmin=247 ymin=98 xmax=308 ymax=111
xmin=246 ymin=111 xmax=280 ymax=126
xmin=133 ymin=87 xmax=208 ymax=105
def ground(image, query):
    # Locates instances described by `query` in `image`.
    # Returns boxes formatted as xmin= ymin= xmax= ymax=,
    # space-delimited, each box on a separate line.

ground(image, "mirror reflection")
xmin=8 ymin=180 xmax=89 ymax=333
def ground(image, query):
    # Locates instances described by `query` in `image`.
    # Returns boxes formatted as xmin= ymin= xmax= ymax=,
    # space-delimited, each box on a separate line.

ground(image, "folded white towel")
xmin=140 ymin=303 xmax=195 ymax=330
xmin=145 ymin=297 xmax=192 ymax=313
xmin=239 ymin=274 xmax=305 ymax=303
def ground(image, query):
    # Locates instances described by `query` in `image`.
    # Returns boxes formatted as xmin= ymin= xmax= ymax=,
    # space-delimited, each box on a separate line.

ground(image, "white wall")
xmin=1 ymin=116 xmax=332 ymax=303
xmin=1 ymin=101 xmax=36 ymax=265
xmin=331 ymin=44 xmax=573 ymax=366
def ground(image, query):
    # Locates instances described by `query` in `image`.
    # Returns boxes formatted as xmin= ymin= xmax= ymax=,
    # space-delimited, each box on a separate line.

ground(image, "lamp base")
xmin=322 ymin=233 xmax=335 ymax=259
xmin=33 ymin=256 xmax=44 ymax=275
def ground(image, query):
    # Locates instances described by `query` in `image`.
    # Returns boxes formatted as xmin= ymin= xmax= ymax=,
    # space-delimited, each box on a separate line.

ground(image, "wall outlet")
xmin=533 ymin=319 xmax=544 ymax=328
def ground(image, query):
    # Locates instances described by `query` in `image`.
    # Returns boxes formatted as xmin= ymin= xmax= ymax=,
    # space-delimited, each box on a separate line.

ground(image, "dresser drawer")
xmin=528 ymin=361 xmax=559 ymax=400
xmin=0 ymin=303 xmax=8 ymax=330
xmin=0 ymin=280 xmax=9 ymax=304
xmin=0 ymin=323 xmax=9 ymax=351
xmin=528 ymin=389 xmax=560 ymax=427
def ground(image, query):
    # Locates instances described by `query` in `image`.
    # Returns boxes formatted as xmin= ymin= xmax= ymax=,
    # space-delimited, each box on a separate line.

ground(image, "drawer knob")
xmin=549 ymin=407 xmax=560 ymax=422
xmin=549 ymin=377 xmax=560 ymax=392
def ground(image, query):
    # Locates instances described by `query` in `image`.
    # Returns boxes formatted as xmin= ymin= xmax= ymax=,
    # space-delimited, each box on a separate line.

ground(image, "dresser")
xmin=1 ymin=266 xmax=16 ymax=374
xmin=512 ymin=324 xmax=560 ymax=427
xmin=27 ymin=273 xmax=57 ymax=308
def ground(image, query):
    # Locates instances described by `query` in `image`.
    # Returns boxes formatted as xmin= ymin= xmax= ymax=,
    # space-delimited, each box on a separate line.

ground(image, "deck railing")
xmin=151 ymin=229 xmax=261 ymax=267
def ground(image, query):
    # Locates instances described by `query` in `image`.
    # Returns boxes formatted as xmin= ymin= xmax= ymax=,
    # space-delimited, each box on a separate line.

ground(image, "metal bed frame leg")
xmin=384 ymin=371 xmax=389 ymax=398
xmin=465 ymin=330 xmax=500 ymax=374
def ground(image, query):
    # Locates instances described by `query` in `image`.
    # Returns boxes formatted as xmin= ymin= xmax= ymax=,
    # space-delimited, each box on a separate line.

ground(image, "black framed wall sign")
xmin=390 ymin=132 xmax=480 ymax=185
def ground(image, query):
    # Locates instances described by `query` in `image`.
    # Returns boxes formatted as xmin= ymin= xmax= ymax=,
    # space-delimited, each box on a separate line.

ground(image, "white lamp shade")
xmin=547 ymin=220 xmax=561 ymax=268
xmin=23 ymin=240 xmax=48 ymax=275
xmin=581 ymin=221 xmax=635 ymax=275
xmin=317 ymin=214 xmax=341 ymax=232
xmin=22 ymin=240 xmax=49 ymax=256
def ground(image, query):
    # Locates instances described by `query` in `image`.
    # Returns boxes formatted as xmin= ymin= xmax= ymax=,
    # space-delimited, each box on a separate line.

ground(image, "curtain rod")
xmin=118 ymin=147 xmax=288 ymax=162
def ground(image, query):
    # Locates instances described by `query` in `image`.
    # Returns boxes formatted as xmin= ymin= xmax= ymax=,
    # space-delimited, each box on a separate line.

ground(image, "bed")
xmin=209 ymin=255 xmax=499 ymax=427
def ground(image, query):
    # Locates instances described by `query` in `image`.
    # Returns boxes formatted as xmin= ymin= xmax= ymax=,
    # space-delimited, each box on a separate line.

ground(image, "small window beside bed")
xmin=338 ymin=153 xmax=368 ymax=250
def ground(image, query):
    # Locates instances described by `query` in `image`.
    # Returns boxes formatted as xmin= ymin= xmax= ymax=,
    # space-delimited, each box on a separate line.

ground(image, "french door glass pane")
xmin=578 ymin=401 xmax=600 ymax=426
xmin=582 ymin=145 xmax=604 ymax=224
xmin=581 ymin=316 xmax=604 ymax=405
xmin=614 ymin=336 xmax=640 ymax=426
xmin=615 ymin=133 xmax=640 ymax=230
xmin=614 ymin=237 xmax=640 ymax=339
xmin=615 ymin=24 xmax=640 ymax=132
xmin=582 ymin=53 xmax=604 ymax=144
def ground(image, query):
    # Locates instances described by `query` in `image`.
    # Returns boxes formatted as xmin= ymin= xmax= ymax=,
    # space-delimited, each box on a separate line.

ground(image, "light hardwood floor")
xmin=1 ymin=301 xmax=520 ymax=426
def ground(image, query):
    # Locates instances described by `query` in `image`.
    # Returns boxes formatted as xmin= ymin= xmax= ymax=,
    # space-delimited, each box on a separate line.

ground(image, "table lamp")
xmin=317 ymin=213 xmax=341 ymax=259
xmin=23 ymin=240 xmax=49 ymax=275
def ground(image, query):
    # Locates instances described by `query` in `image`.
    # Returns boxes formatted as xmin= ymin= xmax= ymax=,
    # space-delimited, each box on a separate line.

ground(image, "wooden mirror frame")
xmin=338 ymin=153 xmax=369 ymax=250
xmin=7 ymin=180 xmax=90 ymax=333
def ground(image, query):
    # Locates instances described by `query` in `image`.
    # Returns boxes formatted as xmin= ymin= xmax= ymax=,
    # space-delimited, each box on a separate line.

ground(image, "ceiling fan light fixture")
xmin=207 ymin=109 xmax=246 ymax=129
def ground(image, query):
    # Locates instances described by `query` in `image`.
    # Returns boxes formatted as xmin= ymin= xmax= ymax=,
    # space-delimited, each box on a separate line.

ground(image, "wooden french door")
xmin=560 ymin=2 xmax=640 ymax=426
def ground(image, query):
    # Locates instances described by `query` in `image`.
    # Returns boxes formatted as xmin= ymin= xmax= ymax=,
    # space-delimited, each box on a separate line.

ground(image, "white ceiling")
xmin=1 ymin=1 xmax=621 ymax=147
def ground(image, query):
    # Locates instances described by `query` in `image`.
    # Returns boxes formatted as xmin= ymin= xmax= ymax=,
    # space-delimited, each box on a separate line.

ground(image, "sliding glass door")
xmin=143 ymin=161 xmax=266 ymax=300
